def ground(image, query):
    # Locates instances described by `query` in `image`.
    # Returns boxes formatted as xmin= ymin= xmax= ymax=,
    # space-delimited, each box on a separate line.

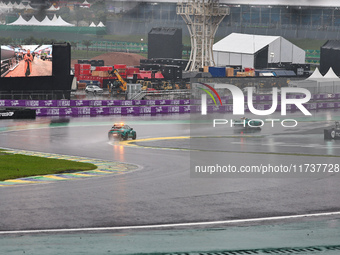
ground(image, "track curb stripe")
xmin=0 ymin=149 xmax=140 ymax=187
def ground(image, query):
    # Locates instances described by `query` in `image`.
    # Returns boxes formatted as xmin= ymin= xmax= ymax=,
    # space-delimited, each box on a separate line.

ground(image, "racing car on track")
xmin=324 ymin=121 xmax=340 ymax=139
xmin=108 ymin=123 xmax=137 ymax=140
xmin=233 ymin=117 xmax=262 ymax=129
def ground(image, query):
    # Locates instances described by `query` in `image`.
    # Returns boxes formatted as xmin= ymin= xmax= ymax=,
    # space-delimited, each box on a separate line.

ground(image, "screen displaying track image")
xmin=1 ymin=45 xmax=52 ymax=78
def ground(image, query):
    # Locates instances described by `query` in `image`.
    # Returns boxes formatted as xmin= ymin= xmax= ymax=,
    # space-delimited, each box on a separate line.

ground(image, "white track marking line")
xmin=1 ymin=211 xmax=340 ymax=235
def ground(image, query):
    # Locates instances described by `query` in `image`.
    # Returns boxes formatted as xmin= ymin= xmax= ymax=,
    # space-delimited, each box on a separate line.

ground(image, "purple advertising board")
xmin=70 ymin=100 xmax=91 ymax=107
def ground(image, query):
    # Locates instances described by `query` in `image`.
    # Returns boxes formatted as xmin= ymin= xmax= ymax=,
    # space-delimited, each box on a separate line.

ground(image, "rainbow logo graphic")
xmin=198 ymin=82 xmax=223 ymax=115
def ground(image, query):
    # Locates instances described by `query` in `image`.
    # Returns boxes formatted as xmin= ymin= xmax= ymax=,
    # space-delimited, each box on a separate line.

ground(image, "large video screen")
xmin=1 ymin=45 xmax=52 ymax=78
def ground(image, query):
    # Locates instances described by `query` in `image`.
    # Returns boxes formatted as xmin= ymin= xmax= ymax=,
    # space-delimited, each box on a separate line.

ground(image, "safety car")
xmin=108 ymin=123 xmax=137 ymax=140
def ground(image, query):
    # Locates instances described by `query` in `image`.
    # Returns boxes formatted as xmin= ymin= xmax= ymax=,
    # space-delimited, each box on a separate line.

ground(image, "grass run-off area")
xmin=0 ymin=151 xmax=97 ymax=181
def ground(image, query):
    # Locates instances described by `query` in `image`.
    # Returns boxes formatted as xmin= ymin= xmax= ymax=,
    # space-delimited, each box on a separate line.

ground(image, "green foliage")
xmin=94 ymin=10 xmax=107 ymax=24
xmin=90 ymin=0 xmax=106 ymax=11
xmin=0 ymin=37 xmax=13 ymax=44
xmin=20 ymin=36 xmax=61 ymax=45
xmin=69 ymin=41 xmax=78 ymax=49
xmin=22 ymin=36 xmax=40 ymax=45
xmin=82 ymin=40 xmax=93 ymax=47
xmin=82 ymin=40 xmax=93 ymax=58
xmin=57 ymin=6 xmax=70 ymax=16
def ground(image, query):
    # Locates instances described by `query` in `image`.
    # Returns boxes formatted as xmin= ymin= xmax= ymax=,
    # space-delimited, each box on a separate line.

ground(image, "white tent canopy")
xmin=97 ymin=21 xmax=105 ymax=27
xmin=214 ymin=33 xmax=279 ymax=54
xmin=324 ymin=67 xmax=339 ymax=79
xmin=17 ymin=2 xmax=27 ymax=9
xmin=41 ymin=16 xmax=55 ymax=26
xmin=24 ymin=3 xmax=34 ymax=10
xmin=7 ymin=14 xmax=75 ymax=27
xmin=0 ymin=2 xmax=13 ymax=13
xmin=21 ymin=45 xmax=39 ymax=52
xmin=27 ymin=16 xmax=41 ymax=26
xmin=307 ymin=67 xmax=323 ymax=80
xmin=289 ymin=67 xmax=340 ymax=94
xmin=55 ymin=16 xmax=75 ymax=26
xmin=89 ymin=22 xmax=96 ymax=27
xmin=51 ymin=14 xmax=58 ymax=22
xmin=34 ymin=45 xmax=52 ymax=53
xmin=47 ymin=5 xmax=60 ymax=11
xmin=213 ymin=33 xmax=305 ymax=69
xmin=0 ymin=1 xmax=39 ymax=10
xmin=7 ymin=15 xmax=28 ymax=25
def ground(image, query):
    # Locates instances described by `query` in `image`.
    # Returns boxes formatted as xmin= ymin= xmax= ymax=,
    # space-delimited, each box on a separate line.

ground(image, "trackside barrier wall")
xmin=0 ymin=94 xmax=339 ymax=116
xmin=32 ymin=103 xmax=340 ymax=116
xmin=0 ymin=99 xmax=191 ymax=107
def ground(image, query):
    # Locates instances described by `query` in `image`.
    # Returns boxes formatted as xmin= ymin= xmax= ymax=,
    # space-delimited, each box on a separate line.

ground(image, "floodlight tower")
xmin=177 ymin=0 xmax=229 ymax=71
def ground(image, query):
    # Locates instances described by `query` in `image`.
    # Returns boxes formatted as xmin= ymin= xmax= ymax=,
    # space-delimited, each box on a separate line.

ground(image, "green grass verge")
xmin=0 ymin=152 xmax=97 ymax=181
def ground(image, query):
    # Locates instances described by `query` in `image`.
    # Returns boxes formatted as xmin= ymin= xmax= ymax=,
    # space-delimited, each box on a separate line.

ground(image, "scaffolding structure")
xmin=177 ymin=0 xmax=229 ymax=71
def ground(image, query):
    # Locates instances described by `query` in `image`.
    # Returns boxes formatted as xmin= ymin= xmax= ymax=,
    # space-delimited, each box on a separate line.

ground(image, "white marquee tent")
xmin=46 ymin=5 xmax=60 ymax=11
xmin=55 ymin=16 xmax=75 ymax=26
xmin=97 ymin=22 xmax=105 ymax=27
xmin=27 ymin=16 xmax=42 ymax=26
xmin=213 ymin=33 xmax=305 ymax=69
xmin=0 ymin=1 xmax=33 ymax=11
xmin=51 ymin=14 xmax=58 ymax=23
xmin=7 ymin=15 xmax=28 ymax=25
xmin=41 ymin=16 xmax=55 ymax=26
xmin=324 ymin=67 xmax=339 ymax=79
xmin=8 ymin=15 xmax=75 ymax=27
xmin=289 ymin=67 xmax=340 ymax=94
xmin=306 ymin=67 xmax=323 ymax=80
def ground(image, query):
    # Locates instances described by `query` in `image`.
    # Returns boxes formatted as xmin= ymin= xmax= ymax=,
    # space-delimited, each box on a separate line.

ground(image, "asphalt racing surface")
xmin=1 ymin=111 xmax=340 ymax=254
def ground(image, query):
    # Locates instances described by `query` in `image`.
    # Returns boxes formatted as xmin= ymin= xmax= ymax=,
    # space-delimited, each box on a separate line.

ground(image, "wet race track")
xmin=0 ymin=111 xmax=340 ymax=234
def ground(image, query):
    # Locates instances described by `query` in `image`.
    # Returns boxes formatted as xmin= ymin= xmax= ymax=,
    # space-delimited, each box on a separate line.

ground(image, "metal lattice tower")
xmin=177 ymin=0 xmax=229 ymax=71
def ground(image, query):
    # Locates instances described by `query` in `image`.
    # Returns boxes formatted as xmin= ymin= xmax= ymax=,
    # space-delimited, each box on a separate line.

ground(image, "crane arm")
xmin=113 ymin=69 xmax=127 ymax=91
